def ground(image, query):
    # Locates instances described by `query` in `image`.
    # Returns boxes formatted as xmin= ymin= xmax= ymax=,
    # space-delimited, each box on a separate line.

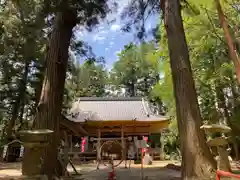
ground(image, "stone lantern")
xmin=201 ymin=124 xmax=232 ymax=172
xmin=18 ymin=129 xmax=54 ymax=176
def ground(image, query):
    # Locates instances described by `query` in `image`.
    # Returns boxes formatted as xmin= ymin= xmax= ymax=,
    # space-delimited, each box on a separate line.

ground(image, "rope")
xmin=100 ymin=140 xmax=124 ymax=168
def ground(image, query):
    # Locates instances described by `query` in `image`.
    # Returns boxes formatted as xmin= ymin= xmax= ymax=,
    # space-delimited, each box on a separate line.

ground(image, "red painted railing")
xmin=216 ymin=170 xmax=240 ymax=180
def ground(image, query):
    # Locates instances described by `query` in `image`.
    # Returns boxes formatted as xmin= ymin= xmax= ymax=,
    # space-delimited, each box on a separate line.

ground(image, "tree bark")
xmin=215 ymin=0 xmax=240 ymax=84
xmin=34 ymin=7 xmax=77 ymax=178
xmin=163 ymin=0 xmax=217 ymax=179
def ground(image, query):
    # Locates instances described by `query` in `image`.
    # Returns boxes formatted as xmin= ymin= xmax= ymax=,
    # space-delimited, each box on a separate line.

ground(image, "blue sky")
xmin=75 ymin=0 xmax=159 ymax=69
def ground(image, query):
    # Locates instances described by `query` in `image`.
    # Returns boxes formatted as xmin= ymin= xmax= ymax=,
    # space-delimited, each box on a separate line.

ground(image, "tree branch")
xmin=203 ymin=7 xmax=227 ymax=45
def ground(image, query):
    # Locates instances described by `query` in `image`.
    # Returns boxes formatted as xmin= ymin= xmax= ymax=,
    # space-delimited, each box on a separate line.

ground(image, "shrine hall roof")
xmin=67 ymin=97 xmax=169 ymax=122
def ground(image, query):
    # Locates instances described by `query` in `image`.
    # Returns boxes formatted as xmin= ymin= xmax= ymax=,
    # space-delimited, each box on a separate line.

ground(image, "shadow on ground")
xmin=0 ymin=161 xmax=181 ymax=180
xmin=0 ymin=162 xmax=21 ymax=170
xmin=71 ymin=160 xmax=181 ymax=180
xmin=79 ymin=166 xmax=181 ymax=180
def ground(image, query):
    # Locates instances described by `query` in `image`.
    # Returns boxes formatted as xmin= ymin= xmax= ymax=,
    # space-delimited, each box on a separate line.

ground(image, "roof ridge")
xmin=78 ymin=96 xmax=143 ymax=101
xmin=68 ymin=97 xmax=169 ymax=122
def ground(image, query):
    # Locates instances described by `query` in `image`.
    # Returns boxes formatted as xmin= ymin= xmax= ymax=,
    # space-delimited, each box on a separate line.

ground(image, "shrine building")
xmin=60 ymin=97 xmax=170 ymax=162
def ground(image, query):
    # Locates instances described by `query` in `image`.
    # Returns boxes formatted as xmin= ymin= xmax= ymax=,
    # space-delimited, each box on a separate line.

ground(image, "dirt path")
xmin=0 ymin=161 xmax=181 ymax=180
xmin=0 ymin=162 xmax=22 ymax=178
xmin=80 ymin=167 xmax=181 ymax=180
xmin=72 ymin=161 xmax=181 ymax=180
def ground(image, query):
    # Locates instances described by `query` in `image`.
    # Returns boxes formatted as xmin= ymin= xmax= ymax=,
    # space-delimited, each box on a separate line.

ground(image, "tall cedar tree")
xmin=30 ymin=0 xmax=109 ymax=176
xmin=162 ymin=0 xmax=217 ymax=179
xmin=33 ymin=7 xmax=77 ymax=177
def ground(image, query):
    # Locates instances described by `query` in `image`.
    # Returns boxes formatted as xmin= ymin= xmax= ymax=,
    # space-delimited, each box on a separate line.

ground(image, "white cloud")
xmin=93 ymin=35 xmax=106 ymax=41
xmin=98 ymin=29 xmax=108 ymax=35
xmin=110 ymin=24 xmax=121 ymax=32
xmin=96 ymin=25 xmax=105 ymax=31
xmin=75 ymin=31 xmax=83 ymax=37
xmin=107 ymin=41 xmax=115 ymax=48
xmin=74 ymin=0 xmax=131 ymax=43
xmin=105 ymin=47 xmax=109 ymax=51
xmin=146 ymin=23 xmax=152 ymax=31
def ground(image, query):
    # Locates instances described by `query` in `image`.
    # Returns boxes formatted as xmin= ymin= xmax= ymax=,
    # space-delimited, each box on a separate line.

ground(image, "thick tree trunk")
xmin=34 ymin=8 xmax=77 ymax=178
xmin=215 ymin=0 xmax=240 ymax=84
xmin=163 ymin=0 xmax=217 ymax=179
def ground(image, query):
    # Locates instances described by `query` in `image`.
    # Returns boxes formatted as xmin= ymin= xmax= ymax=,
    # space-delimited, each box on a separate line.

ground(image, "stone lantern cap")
xmin=200 ymin=124 xmax=231 ymax=133
xmin=18 ymin=129 xmax=54 ymax=143
xmin=207 ymin=137 xmax=229 ymax=147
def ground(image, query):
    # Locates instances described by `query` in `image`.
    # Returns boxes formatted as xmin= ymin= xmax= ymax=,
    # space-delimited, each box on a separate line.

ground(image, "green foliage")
xmin=143 ymin=0 xmax=240 ymax=158
xmin=110 ymin=41 xmax=160 ymax=97
xmin=0 ymin=0 xmax=47 ymax=125
xmin=0 ymin=0 xmax=113 ymax=136
xmin=63 ymin=59 xmax=108 ymax=112
xmin=183 ymin=1 xmax=239 ymax=124
xmin=1 ymin=0 xmax=240 ymax=162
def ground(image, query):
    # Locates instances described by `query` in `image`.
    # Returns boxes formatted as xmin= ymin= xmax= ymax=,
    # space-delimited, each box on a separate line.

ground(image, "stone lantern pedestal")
xmin=201 ymin=124 xmax=232 ymax=172
xmin=18 ymin=129 xmax=53 ymax=176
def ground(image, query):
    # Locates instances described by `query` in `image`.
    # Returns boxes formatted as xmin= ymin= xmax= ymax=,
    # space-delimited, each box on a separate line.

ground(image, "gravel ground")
xmin=70 ymin=161 xmax=181 ymax=180
xmin=0 ymin=161 xmax=181 ymax=180
xmin=80 ymin=167 xmax=181 ymax=180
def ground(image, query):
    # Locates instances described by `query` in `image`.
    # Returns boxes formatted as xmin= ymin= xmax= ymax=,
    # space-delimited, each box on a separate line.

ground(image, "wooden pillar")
xmin=149 ymin=133 xmax=154 ymax=159
xmin=134 ymin=136 xmax=139 ymax=161
xmin=63 ymin=131 xmax=69 ymax=176
xmin=121 ymin=126 xmax=127 ymax=168
xmin=160 ymin=132 xmax=165 ymax=160
xmin=96 ymin=128 xmax=101 ymax=169
xmin=69 ymin=135 xmax=73 ymax=152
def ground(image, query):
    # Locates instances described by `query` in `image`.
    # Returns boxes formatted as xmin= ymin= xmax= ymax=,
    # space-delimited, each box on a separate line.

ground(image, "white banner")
xmin=2 ymin=145 xmax=8 ymax=159
xmin=19 ymin=145 xmax=24 ymax=158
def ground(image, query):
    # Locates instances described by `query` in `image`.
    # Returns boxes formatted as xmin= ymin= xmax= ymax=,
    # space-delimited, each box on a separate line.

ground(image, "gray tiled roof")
xmin=67 ymin=97 xmax=169 ymax=122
